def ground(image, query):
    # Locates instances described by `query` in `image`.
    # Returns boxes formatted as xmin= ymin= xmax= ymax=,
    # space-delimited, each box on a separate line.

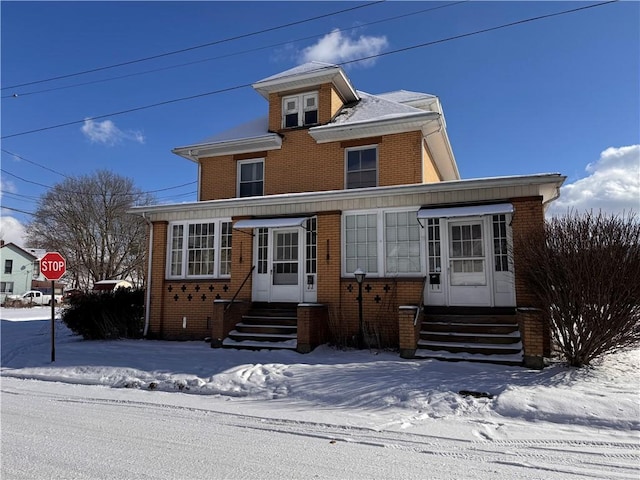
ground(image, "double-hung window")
xmin=282 ymin=92 xmax=318 ymax=128
xmin=238 ymin=159 xmax=264 ymax=198
xmin=167 ymin=219 xmax=232 ymax=279
xmin=0 ymin=281 xmax=14 ymax=293
xmin=346 ymin=146 xmax=377 ymax=189
xmin=344 ymin=209 xmax=424 ymax=276
xmin=4 ymin=259 xmax=13 ymax=274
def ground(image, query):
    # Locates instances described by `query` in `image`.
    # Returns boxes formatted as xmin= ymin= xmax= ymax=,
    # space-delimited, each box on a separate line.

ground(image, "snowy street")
xmin=1 ymin=308 xmax=638 ymax=479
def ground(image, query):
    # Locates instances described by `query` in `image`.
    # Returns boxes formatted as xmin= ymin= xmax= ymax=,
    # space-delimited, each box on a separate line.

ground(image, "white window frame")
xmin=282 ymin=91 xmax=318 ymax=128
xmin=345 ymin=145 xmax=378 ymax=189
xmin=166 ymin=219 xmax=232 ymax=279
xmin=0 ymin=281 xmax=14 ymax=293
xmin=237 ymin=159 xmax=264 ymax=198
xmin=342 ymin=208 xmax=425 ymax=278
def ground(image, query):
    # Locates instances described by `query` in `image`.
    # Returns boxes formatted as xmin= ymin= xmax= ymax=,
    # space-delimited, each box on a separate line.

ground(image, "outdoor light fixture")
xmin=354 ymin=268 xmax=366 ymax=348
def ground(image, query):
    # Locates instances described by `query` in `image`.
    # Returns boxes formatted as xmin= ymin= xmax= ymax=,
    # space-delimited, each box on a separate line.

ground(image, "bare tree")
xmin=516 ymin=211 xmax=640 ymax=367
xmin=26 ymin=170 xmax=153 ymax=289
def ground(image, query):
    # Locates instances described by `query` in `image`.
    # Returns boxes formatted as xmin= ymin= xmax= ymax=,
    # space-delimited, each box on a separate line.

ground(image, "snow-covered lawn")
xmin=1 ymin=306 xmax=638 ymax=479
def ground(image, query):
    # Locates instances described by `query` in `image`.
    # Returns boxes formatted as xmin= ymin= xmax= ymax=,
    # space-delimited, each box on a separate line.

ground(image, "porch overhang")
xmin=233 ymin=217 xmax=309 ymax=229
xmin=417 ymin=203 xmax=514 ymax=220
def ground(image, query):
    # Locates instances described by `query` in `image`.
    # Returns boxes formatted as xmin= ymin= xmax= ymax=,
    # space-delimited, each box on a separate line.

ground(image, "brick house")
xmin=131 ymin=62 xmax=565 ymax=368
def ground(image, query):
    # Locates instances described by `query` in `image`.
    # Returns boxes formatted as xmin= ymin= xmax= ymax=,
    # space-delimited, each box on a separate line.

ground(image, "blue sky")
xmin=1 ymin=1 xmax=638 ymax=244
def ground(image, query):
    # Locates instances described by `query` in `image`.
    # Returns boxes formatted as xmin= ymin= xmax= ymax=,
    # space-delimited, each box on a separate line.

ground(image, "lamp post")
xmin=354 ymin=268 xmax=366 ymax=348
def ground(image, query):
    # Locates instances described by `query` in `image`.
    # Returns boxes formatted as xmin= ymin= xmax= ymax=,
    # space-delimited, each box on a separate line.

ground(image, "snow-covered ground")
xmin=1 ymin=306 xmax=638 ymax=479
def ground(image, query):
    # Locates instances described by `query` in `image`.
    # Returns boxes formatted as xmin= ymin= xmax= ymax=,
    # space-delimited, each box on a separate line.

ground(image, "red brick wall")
xmin=511 ymin=196 xmax=544 ymax=307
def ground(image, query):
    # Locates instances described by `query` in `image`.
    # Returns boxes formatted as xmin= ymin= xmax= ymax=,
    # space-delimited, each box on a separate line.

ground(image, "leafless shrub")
xmin=327 ymin=306 xmax=355 ymax=349
xmin=516 ymin=211 xmax=639 ymax=367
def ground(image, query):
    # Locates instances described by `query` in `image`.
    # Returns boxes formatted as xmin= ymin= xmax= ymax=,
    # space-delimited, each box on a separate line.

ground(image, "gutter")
xmin=141 ymin=212 xmax=153 ymax=337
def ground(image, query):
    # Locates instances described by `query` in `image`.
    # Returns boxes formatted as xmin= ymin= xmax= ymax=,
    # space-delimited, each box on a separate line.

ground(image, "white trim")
xmin=309 ymin=112 xmax=439 ymax=143
xmin=252 ymin=64 xmax=358 ymax=103
xmin=166 ymin=218 xmax=232 ymax=280
xmin=417 ymin=203 xmax=514 ymax=219
xmin=172 ymin=134 xmax=282 ymax=161
xmin=237 ymin=158 xmax=264 ymax=198
xmin=130 ymin=173 xmax=565 ymax=217
xmin=282 ymin=91 xmax=318 ymax=128
xmin=234 ymin=217 xmax=309 ymax=229
xmin=345 ymin=144 xmax=378 ymax=189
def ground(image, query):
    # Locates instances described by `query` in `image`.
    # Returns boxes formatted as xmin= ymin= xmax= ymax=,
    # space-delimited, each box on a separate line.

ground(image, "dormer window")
xmin=282 ymin=92 xmax=318 ymax=128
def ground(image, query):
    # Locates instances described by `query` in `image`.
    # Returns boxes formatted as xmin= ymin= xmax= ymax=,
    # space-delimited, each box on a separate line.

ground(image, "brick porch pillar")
xmin=517 ymin=307 xmax=545 ymax=369
xmin=297 ymin=303 xmax=329 ymax=353
xmin=398 ymin=306 xmax=420 ymax=359
xmin=211 ymin=300 xmax=249 ymax=348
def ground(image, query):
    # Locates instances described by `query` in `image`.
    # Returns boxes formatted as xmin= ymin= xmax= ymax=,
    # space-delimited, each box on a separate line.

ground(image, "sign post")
xmin=40 ymin=252 xmax=66 ymax=362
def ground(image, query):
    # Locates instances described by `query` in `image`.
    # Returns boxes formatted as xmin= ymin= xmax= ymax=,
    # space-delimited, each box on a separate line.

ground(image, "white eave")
xmin=172 ymin=133 xmax=282 ymax=162
xmin=130 ymin=173 xmax=566 ymax=217
xmin=309 ymin=111 xmax=440 ymax=143
xmin=252 ymin=64 xmax=358 ymax=103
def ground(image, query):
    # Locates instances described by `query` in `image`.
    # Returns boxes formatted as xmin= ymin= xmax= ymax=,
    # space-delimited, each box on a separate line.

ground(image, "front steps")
xmin=223 ymin=302 xmax=298 ymax=351
xmin=416 ymin=311 xmax=523 ymax=366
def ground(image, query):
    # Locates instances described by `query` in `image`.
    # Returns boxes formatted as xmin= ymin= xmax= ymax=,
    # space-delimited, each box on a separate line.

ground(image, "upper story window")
xmin=238 ymin=159 xmax=264 ymax=198
xmin=167 ymin=219 xmax=232 ymax=279
xmin=4 ymin=259 xmax=13 ymax=274
xmin=282 ymin=92 xmax=318 ymax=128
xmin=346 ymin=145 xmax=377 ymax=189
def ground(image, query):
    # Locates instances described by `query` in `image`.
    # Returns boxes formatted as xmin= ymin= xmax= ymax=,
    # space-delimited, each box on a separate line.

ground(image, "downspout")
xmin=141 ymin=212 xmax=153 ymax=337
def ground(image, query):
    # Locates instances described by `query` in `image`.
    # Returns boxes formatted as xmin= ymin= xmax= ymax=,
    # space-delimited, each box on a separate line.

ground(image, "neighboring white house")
xmin=0 ymin=242 xmax=40 ymax=303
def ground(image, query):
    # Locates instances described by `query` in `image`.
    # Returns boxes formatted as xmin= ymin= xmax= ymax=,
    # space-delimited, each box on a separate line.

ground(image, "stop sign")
xmin=40 ymin=252 xmax=66 ymax=281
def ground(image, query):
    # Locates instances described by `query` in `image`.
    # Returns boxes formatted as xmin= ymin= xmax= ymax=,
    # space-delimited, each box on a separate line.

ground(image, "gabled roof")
xmin=0 ymin=242 xmax=39 ymax=261
xmin=252 ymin=61 xmax=359 ymax=103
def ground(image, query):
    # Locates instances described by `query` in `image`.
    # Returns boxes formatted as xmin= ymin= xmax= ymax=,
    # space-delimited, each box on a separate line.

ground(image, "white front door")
xmin=270 ymin=229 xmax=302 ymax=302
xmin=447 ymin=220 xmax=492 ymax=306
xmin=251 ymin=228 xmax=303 ymax=303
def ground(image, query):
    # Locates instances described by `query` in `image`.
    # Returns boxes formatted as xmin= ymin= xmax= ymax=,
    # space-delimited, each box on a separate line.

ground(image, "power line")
xmin=3 ymin=1 xmax=467 ymax=99
xmin=2 ymin=84 xmax=251 ymax=139
xmin=1 ymin=1 xmax=385 ymax=91
xmin=1 ymin=205 xmax=34 ymax=216
xmin=1 ymin=149 xmax=70 ymax=178
xmin=0 ymin=190 xmax=40 ymax=202
xmin=0 ymin=167 xmax=197 ymax=196
xmin=1 ymin=0 xmax=618 ymax=140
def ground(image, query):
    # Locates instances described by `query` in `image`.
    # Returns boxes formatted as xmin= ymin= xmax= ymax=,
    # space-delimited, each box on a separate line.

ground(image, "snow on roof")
xmin=197 ymin=116 xmax=270 ymax=145
xmin=330 ymin=91 xmax=431 ymax=125
xmin=375 ymin=89 xmax=437 ymax=104
xmin=255 ymin=61 xmax=339 ymax=84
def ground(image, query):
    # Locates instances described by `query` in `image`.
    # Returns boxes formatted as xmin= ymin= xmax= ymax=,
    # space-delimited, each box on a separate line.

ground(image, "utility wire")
xmin=1 ymin=0 xmax=617 ymax=141
xmin=2 ymin=149 xmax=70 ymax=178
xmin=1 ymin=1 xmax=385 ymax=90
xmin=0 ymin=167 xmax=197 ymax=196
xmin=1 ymin=205 xmax=34 ymax=216
xmin=3 ymin=1 xmax=467 ymax=99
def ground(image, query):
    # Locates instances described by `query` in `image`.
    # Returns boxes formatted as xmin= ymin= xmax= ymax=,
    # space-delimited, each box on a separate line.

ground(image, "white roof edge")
xmin=252 ymin=65 xmax=358 ymax=103
xmin=172 ymin=134 xmax=282 ymax=161
xmin=417 ymin=203 xmax=514 ymax=219
xmin=309 ymin=111 xmax=440 ymax=143
xmin=130 ymin=173 xmax=566 ymax=215
xmin=233 ymin=217 xmax=309 ymax=229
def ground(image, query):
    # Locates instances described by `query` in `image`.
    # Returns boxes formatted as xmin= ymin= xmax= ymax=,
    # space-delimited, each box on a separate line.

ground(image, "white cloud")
xmin=0 ymin=216 xmax=27 ymax=245
xmin=81 ymin=119 xmax=145 ymax=145
xmin=300 ymin=29 xmax=388 ymax=66
xmin=548 ymin=145 xmax=640 ymax=217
